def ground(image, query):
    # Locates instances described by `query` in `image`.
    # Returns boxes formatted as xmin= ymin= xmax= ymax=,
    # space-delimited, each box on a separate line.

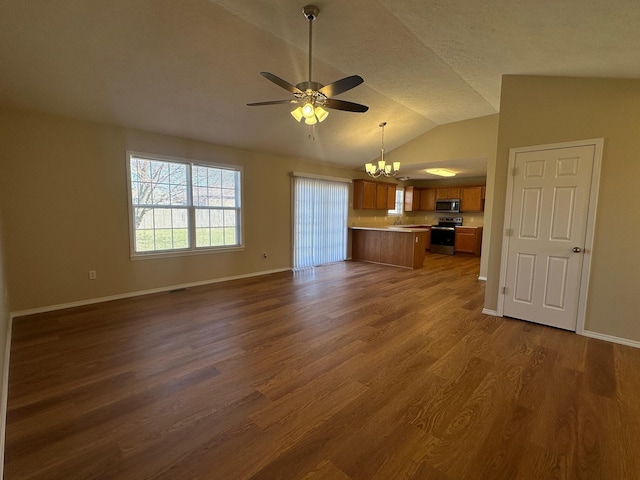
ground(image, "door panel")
xmin=514 ymin=253 xmax=536 ymax=303
xmin=503 ymin=144 xmax=595 ymax=330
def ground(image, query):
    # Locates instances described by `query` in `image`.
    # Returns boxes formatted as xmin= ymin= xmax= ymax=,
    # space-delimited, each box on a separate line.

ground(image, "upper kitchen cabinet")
xmin=404 ymin=187 xmax=435 ymax=211
xmin=419 ymin=188 xmax=436 ymax=211
xmin=353 ymin=179 xmax=396 ymax=210
xmin=376 ymin=183 xmax=396 ymax=210
xmin=404 ymin=186 xmax=420 ymax=212
xmin=436 ymin=187 xmax=461 ymax=199
xmin=353 ymin=179 xmax=377 ymax=209
xmin=460 ymin=186 xmax=484 ymax=212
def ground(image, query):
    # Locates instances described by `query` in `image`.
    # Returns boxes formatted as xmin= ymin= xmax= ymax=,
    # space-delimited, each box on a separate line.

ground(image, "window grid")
xmin=128 ymin=153 xmax=242 ymax=256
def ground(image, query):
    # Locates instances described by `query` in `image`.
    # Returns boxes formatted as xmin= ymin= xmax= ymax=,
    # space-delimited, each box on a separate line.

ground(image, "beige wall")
xmin=485 ymin=75 xmax=640 ymax=343
xmin=385 ymin=114 xmax=499 ymax=166
xmin=0 ymin=108 xmax=357 ymax=312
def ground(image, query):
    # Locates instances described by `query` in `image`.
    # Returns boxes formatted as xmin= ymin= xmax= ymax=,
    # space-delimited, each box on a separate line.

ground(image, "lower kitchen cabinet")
xmin=351 ymin=227 xmax=427 ymax=269
xmin=454 ymin=226 xmax=483 ymax=256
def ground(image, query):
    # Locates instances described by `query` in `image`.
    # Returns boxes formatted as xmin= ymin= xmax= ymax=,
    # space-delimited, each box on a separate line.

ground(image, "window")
xmin=292 ymin=174 xmax=349 ymax=269
xmin=388 ymin=187 xmax=404 ymax=215
xmin=127 ymin=152 xmax=242 ymax=256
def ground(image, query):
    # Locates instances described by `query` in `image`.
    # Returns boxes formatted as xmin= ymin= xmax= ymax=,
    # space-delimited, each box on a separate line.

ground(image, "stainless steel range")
xmin=430 ymin=217 xmax=463 ymax=255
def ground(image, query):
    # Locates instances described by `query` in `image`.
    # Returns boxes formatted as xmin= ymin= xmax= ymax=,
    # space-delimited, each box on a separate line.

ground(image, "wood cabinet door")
xmin=404 ymin=186 xmax=415 ymax=211
xmin=376 ymin=184 xmax=388 ymax=210
xmin=461 ymin=186 xmax=483 ymax=212
xmin=387 ymin=184 xmax=397 ymax=210
xmin=454 ymin=227 xmax=482 ymax=255
xmin=436 ymin=187 xmax=460 ymax=199
xmin=363 ymin=181 xmax=376 ymax=209
xmin=454 ymin=228 xmax=477 ymax=253
xmin=353 ymin=180 xmax=377 ymax=209
xmin=419 ymin=188 xmax=436 ymax=211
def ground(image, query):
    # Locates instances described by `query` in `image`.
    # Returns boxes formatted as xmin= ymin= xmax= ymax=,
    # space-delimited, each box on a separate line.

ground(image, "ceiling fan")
xmin=247 ymin=4 xmax=369 ymax=125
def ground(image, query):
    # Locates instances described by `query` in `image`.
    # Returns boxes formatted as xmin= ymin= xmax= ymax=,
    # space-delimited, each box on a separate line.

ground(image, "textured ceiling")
xmin=1 ymin=0 xmax=639 ymax=178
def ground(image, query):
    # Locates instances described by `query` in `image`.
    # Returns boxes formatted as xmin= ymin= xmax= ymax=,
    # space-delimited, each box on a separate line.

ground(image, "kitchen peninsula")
xmin=350 ymin=226 xmax=428 ymax=269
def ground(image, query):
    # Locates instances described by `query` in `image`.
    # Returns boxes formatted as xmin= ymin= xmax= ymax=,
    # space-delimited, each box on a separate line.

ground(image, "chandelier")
xmin=365 ymin=122 xmax=400 ymax=178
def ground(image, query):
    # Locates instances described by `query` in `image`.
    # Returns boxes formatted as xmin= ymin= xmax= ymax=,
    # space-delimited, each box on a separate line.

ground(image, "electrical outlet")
xmin=262 ymin=253 xmax=267 ymax=259
xmin=88 ymin=270 xmax=97 ymax=280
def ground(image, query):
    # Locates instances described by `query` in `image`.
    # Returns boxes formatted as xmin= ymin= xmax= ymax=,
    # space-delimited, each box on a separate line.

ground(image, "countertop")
xmin=349 ymin=226 xmax=429 ymax=233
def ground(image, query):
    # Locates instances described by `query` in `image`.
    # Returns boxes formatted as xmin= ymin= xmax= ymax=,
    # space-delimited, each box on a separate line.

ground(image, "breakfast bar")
xmin=350 ymin=226 xmax=428 ymax=269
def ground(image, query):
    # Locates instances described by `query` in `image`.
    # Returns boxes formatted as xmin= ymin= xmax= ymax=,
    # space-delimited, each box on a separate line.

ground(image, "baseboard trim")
xmin=478 ymin=276 xmax=487 ymax=281
xmin=10 ymin=268 xmax=292 ymax=320
xmin=479 ymin=312 xmax=640 ymax=349
xmin=581 ymin=329 xmax=640 ymax=349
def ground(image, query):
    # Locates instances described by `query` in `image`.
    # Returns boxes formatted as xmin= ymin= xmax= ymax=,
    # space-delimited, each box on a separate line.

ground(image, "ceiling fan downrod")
xmin=300 ymin=5 xmax=321 ymax=92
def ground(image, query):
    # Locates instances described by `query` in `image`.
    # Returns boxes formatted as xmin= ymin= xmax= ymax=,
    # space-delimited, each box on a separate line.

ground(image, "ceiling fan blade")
xmin=324 ymin=98 xmax=369 ymax=113
xmin=247 ymin=99 xmax=298 ymax=107
xmin=260 ymin=72 xmax=304 ymax=95
xmin=318 ymin=75 xmax=364 ymax=98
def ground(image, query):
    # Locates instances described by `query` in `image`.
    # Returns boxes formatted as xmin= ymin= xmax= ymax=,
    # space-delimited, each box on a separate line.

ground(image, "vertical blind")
xmin=293 ymin=175 xmax=349 ymax=269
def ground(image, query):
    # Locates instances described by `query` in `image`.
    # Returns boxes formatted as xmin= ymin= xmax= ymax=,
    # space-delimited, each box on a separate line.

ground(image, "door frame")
xmin=497 ymin=138 xmax=604 ymax=333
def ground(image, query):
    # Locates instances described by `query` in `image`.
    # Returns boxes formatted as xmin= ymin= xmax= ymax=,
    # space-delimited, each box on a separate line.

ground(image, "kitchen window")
xmin=388 ymin=187 xmax=404 ymax=215
xmin=127 ymin=151 xmax=242 ymax=257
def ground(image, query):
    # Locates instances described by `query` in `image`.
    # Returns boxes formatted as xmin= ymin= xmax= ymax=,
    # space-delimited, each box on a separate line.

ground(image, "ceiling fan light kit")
xmin=365 ymin=122 xmax=401 ymax=178
xmin=247 ymin=5 xmax=368 ymax=126
xmin=291 ymin=103 xmax=328 ymax=125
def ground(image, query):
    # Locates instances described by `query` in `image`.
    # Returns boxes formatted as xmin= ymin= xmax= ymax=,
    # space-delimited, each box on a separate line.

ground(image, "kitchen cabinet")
xmin=404 ymin=186 xmax=420 ymax=212
xmin=460 ymin=186 xmax=484 ymax=212
xmin=436 ymin=187 xmax=461 ymax=199
xmin=351 ymin=227 xmax=427 ymax=268
xmin=404 ymin=187 xmax=435 ymax=211
xmin=406 ymin=225 xmax=431 ymax=250
xmin=353 ymin=179 xmax=396 ymax=210
xmin=379 ymin=183 xmax=396 ymax=210
xmin=419 ymin=188 xmax=436 ymax=211
xmin=353 ymin=179 xmax=376 ymax=209
xmin=376 ymin=183 xmax=388 ymax=210
xmin=454 ymin=226 xmax=483 ymax=256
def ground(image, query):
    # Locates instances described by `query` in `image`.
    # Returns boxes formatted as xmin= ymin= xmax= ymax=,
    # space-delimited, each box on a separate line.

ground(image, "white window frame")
xmin=126 ymin=151 xmax=244 ymax=259
xmin=388 ymin=187 xmax=404 ymax=216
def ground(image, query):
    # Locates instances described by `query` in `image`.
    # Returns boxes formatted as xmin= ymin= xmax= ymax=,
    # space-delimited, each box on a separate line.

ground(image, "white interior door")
xmin=500 ymin=141 xmax=601 ymax=330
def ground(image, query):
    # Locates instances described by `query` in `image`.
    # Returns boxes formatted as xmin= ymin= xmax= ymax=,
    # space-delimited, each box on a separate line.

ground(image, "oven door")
xmin=430 ymin=226 xmax=456 ymax=255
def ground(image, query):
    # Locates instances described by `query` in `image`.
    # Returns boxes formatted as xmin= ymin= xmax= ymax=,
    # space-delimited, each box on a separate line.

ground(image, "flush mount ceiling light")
xmin=425 ymin=168 xmax=456 ymax=177
xmin=365 ymin=122 xmax=400 ymax=178
xmin=247 ymin=5 xmax=368 ymax=126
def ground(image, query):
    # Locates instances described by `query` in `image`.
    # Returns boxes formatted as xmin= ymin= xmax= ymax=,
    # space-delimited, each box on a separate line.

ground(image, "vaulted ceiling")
xmin=1 ymin=0 xmax=638 ymax=178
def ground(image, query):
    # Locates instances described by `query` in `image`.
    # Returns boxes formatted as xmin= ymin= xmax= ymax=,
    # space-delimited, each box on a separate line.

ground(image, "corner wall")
xmin=485 ymin=75 xmax=640 ymax=343
xmin=0 ymin=108 xmax=356 ymax=313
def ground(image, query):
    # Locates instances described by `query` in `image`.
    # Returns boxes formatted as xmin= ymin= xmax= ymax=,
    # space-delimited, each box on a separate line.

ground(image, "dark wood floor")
xmin=5 ymin=254 xmax=640 ymax=479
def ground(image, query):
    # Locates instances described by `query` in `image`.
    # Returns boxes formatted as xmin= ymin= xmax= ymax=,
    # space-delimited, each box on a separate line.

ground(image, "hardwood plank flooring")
xmin=5 ymin=254 xmax=640 ymax=479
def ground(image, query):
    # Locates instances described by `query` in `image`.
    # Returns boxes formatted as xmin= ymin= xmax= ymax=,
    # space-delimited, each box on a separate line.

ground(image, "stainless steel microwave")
xmin=435 ymin=198 xmax=460 ymax=213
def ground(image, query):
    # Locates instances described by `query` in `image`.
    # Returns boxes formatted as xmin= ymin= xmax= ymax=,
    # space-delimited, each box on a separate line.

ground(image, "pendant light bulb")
xmin=302 ymin=102 xmax=315 ymax=118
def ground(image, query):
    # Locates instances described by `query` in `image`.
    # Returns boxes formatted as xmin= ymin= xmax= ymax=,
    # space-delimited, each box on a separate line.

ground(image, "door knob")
xmin=572 ymin=247 xmax=582 ymax=253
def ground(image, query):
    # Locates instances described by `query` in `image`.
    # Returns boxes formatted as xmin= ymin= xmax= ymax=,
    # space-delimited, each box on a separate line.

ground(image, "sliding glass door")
xmin=292 ymin=175 xmax=349 ymax=269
